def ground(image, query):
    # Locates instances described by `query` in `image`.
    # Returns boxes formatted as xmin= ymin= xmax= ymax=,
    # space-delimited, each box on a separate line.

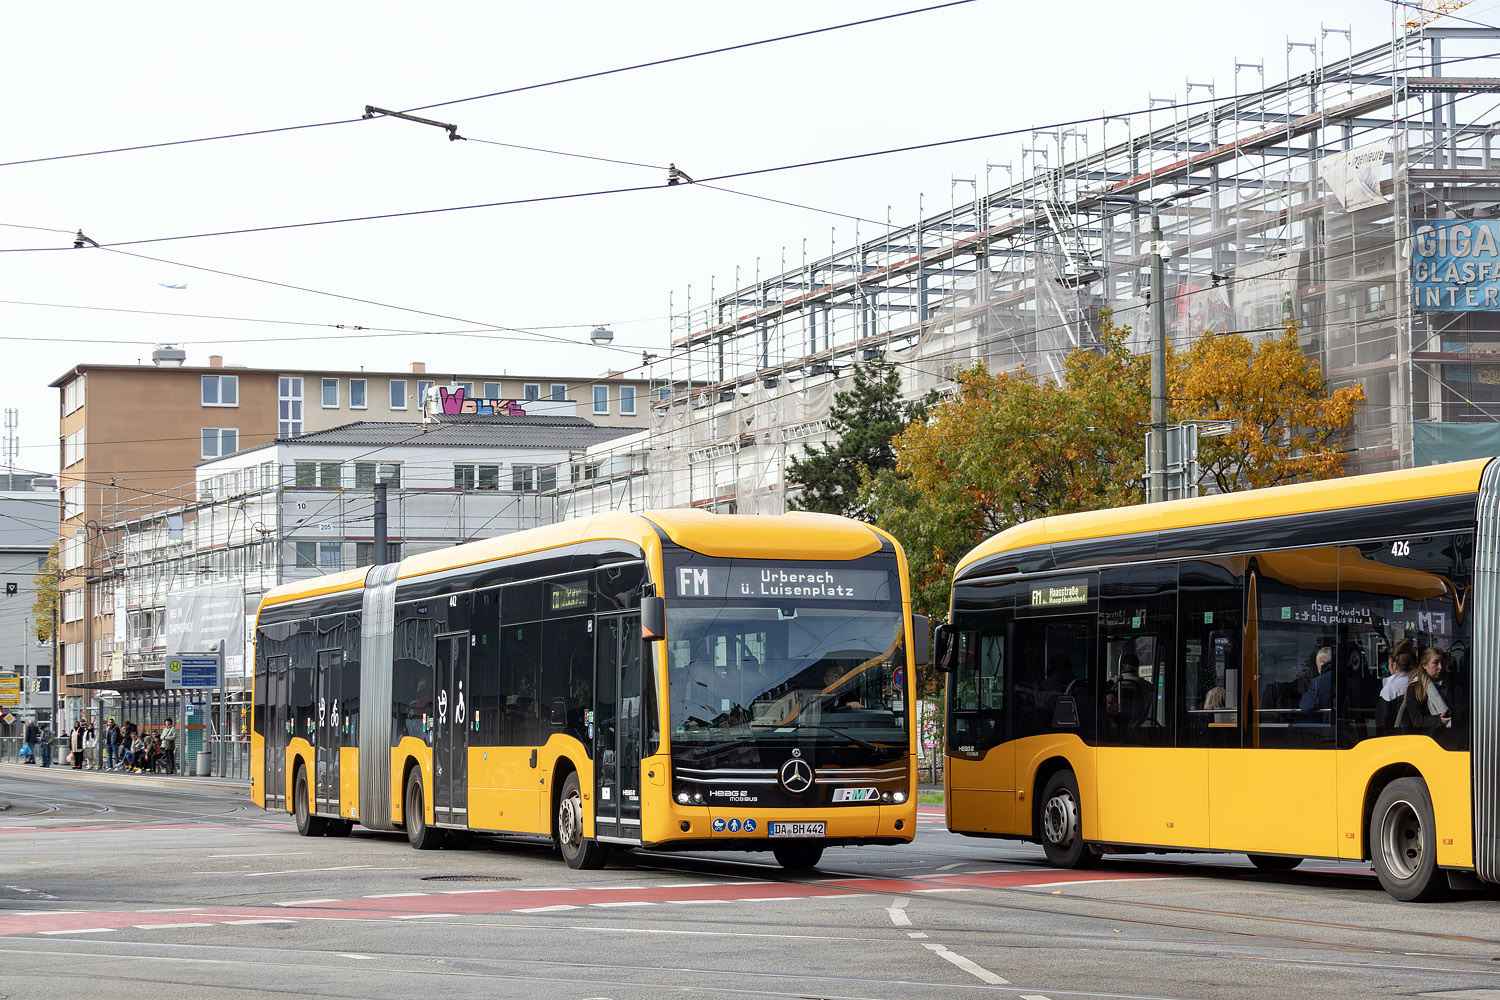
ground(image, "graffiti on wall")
xmin=438 ymin=388 xmax=527 ymax=416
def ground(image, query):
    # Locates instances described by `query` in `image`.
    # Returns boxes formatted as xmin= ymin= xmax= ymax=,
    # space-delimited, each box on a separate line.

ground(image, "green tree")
xmin=31 ymin=543 xmax=58 ymax=643
xmin=786 ymin=359 xmax=932 ymax=520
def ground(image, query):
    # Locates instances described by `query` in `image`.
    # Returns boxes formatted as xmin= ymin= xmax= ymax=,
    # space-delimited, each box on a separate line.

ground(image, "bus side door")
xmin=594 ymin=612 xmax=643 ymax=843
xmin=314 ymin=648 xmax=342 ymax=815
xmin=433 ymin=631 xmax=471 ymax=827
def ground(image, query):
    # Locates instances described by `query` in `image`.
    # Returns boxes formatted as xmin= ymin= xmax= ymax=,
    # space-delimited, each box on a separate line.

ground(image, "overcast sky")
xmin=2 ymin=0 xmax=1412 ymax=477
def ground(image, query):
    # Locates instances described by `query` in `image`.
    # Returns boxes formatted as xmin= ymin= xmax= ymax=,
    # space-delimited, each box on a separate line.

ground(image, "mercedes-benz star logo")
xmin=779 ymin=758 xmax=814 ymax=794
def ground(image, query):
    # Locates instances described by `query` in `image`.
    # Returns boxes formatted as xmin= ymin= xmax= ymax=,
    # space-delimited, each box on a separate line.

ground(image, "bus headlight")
xmin=692 ymin=792 xmax=704 ymax=804
xmin=892 ymin=791 xmax=907 ymax=804
xmin=677 ymin=792 xmax=690 ymax=805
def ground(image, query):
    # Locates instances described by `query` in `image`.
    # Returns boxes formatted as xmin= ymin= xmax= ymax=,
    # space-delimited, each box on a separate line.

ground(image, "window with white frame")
xmin=63 ymin=376 xmax=85 ymax=414
xmin=524 ymin=383 xmax=541 ymax=401
xmin=63 ymin=429 xmax=85 ymax=466
xmin=453 ymin=464 xmax=499 ymax=491
xmin=201 ymin=427 xmax=238 ymax=459
xmin=550 ymin=383 xmax=567 ymax=401
xmin=620 ymin=384 xmax=637 ymax=415
xmin=354 ymin=462 xmax=401 ymax=488
xmin=483 ymin=382 xmax=501 ymax=399
xmin=294 ymin=461 xmax=316 ymax=487
xmin=319 ymin=461 xmax=341 ymax=488
xmin=417 ymin=380 xmax=435 ymax=408
xmin=279 ymin=376 xmax=303 ymax=436
xmin=512 ymin=464 xmax=557 ymax=492
xmin=350 ymin=378 xmax=367 ymax=409
xmin=61 ymin=483 xmax=83 ymax=519
xmin=63 ymin=537 xmax=82 ymax=571
xmin=593 ymin=385 xmax=609 ymax=414
xmin=201 ymin=374 xmax=239 ymax=407
xmin=318 ymin=541 xmax=342 ymax=571
xmin=390 ymin=378 xmax=408 ymax=409
xmin=63 ymin=590 xmax=83 ymax=623
xmin=294 ymin=541 xmax=317 ymax=568
xmin=322 ymin=378 xmax=339 ymax=408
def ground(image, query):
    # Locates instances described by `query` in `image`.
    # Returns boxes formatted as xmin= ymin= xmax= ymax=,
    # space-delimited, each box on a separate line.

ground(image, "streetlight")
xmin=1098 ymin=187 xmax=1205 ymax=503
xmin=373 ymin=464 xmax=398 ymax=566
xmin=590 ymin=325 xmax=614 ymax=346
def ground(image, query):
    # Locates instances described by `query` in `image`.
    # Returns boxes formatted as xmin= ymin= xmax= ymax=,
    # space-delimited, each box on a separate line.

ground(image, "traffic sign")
xmin=164 ymin=653 xmax=221 ymax=690
xmin=0 ymin=674 xmax=20 ymax=706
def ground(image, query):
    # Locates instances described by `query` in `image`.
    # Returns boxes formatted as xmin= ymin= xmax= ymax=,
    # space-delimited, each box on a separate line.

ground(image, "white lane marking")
xmin=38 ymin=928 xmax=117 ymax=935
xmin=513 ymin=905 xmax=580 ymax=913
xmin=220 ymin=919 xmax=297 ymax=925
xmin=908 ymin=932 xmax=929 ymax=939
xmin=922 ymin=942 xmax=1009 ymax=985
xmin=137 ymin=907 xmax=199 ymax=913
xmin=390 ymin=913 xmax=457 ymax=920
xmin=276 ymin=899 xmax=341 ymax=906
xmin=936 ymin=863 xmax=964 ymax=871
xmin=1020 ymin=995 xmax=1053 ymax=1000
xmin=911 ymin=887 xmax=970 ymax=894
xmin=887 ymin=897 xmax=912 ymax=927
xmin=590 ymin=901 xmax=655 ymax=908
xmin=339 ymin=954 xmax=375 ymax=960
xmin=244 ymin=865 xmax=375 ymax=878
xmin=363 ymin=892 xmax=427 ymax=898
xmin=665 ymin=899 xmax=721 ymax=905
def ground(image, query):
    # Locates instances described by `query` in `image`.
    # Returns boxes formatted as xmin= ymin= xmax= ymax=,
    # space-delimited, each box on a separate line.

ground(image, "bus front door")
xmin=434 ymin=632 xmax=470 ymax=827
xmin=314 ymin=650 xmax=342 ymax=814
xmin=594 ymin=613 xmax=643 ymax=843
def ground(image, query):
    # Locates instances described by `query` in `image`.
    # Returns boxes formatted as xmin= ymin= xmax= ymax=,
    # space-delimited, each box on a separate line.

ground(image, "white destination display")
xmin=674 ymin=565 xmax=891 ymax=601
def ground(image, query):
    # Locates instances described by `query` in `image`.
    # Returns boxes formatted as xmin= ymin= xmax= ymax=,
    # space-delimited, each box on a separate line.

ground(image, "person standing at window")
xmin=1401 ymin=647 xmax=1453 ymax=733
xmin=1299 ymin=646 xmax=1335 ymax=712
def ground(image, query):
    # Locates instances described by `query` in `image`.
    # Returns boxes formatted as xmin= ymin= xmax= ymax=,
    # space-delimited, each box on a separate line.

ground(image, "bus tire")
xmin=771 ymin=842 xmax=824 ymax=871
xmin=1370 ymin=777 xmax=1448 ymax=902
xmin=556 ymin=772 xmax=609 ymax=870
xmin=293 ymin=766 xmax=327 ymax=837
xmin=1039 ymin=770 xmax=1099 ymax=869
xmin=404 ymin=769 xmax=446 ymax=851
xmin=1247 ymin=854 xmax=1302 ymax=871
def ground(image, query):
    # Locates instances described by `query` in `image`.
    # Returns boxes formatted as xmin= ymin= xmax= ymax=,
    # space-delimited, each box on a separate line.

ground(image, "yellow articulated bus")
xmin=252 ymin=510 xmax=925 ymax=870
xmin=937 ymin=458 xmax=1500 ymax=901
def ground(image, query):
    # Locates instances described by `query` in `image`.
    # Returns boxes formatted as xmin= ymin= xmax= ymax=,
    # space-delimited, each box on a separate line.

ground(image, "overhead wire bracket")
xmin=362 ymin=106 xmax=463 ymax=141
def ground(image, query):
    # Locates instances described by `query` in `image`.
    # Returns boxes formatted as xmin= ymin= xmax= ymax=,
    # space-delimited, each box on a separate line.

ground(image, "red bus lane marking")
xmin=2 ymin=869 xmax=1171 ymax=938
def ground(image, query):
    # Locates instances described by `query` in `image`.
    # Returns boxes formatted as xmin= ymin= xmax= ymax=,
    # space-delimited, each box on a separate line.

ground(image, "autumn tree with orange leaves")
xmin=861 ymin=316 xmax=1362 ymax=624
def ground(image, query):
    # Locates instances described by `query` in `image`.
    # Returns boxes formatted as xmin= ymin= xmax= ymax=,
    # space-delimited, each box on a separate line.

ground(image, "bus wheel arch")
xmin=1035 ymin=763 xmax=1099 ymax=869
xmin=1369 ymin=774 xmax=1448 ymax=902
xmin=1360 ymin=763 xmax=1422 ymax=861
xmin=553 ymin=761 xmax=609 ymax=870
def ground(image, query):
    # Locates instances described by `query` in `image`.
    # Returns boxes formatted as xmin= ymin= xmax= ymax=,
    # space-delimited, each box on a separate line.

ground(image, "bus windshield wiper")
xmin=799 ymin=724 xmax=884 ymax=754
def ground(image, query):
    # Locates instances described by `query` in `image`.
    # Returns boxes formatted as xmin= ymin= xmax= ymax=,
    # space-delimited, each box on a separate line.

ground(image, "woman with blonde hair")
xmin=1400 ymin=647 xmax=1452 ymax=733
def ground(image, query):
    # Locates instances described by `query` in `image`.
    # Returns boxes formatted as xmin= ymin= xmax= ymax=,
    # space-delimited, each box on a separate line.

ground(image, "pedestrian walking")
xmin=160 ymin=718 xmax=178 ymax=774
xmin=104 ymin=718 xmax=121 ymax=770
xmin=83 ymin=721 xmax=98 ymax=769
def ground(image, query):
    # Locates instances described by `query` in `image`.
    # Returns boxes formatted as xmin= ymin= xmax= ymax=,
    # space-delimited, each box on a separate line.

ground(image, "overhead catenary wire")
xmin=0 ymin=1 xmax=978 ymax=171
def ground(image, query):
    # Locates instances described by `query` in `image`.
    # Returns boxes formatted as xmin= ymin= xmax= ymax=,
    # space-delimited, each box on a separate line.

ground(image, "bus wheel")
xmin=771 ymin=842 xmax=824 ymax=871
xmin=1039 ymin=770 xmax=1098 ymax=869
xmin=556 ymin=772 xmax=609 ymax=870
xmin=294 ymin=767 xmax=327 ymax=837
xmin=404 ymin=769 xmax=446 ymax=851
xmin=1371 ymin=777 xmax=1447 ymax=902
xmin=1247 ymin=854 xmax=1302 ymax=872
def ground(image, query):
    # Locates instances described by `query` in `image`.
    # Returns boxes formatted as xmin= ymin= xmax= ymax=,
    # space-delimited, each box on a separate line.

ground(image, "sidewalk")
xmin=0 ymin=759 xmax=249 ymax=794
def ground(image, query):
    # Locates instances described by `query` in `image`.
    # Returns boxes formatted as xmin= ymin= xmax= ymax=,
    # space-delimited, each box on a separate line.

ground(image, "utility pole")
xmin=373 ymin=479 xmax=388 ymax=566
xmin=1149 ymin=208 xmax=1168 ymax=504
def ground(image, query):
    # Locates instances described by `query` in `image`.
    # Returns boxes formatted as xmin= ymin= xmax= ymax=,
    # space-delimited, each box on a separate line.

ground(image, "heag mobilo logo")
xmin=831 ymin=787 xmax=880 ymax=803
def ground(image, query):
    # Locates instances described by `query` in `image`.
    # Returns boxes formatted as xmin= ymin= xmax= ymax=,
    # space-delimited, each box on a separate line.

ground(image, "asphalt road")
xmin=3 ymin=762 xmax=1500 ymax=1000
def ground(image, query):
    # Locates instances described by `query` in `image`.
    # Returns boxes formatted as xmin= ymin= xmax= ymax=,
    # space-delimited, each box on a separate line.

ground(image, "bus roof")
xmin=954 ymin=457 xmax=1493 ymax=578
xmin=259 ymin=509 xmax=886 ymax=610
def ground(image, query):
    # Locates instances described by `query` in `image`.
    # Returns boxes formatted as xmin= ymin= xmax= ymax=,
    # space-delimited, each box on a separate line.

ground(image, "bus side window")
xmin=1180 ymin=558 xmax=1244 ymax=749
xmin=1252 ymin=548 xmax=1339 ymax=750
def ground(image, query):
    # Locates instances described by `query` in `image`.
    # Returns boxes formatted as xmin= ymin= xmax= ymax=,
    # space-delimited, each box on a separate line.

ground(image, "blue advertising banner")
xmin=1413 ymin=220 xmax=1500 ymax=311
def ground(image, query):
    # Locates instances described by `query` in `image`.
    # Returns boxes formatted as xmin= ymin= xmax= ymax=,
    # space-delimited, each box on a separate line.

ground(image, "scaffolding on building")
xmin=649 ymin=25 xmax=1500 ymax=513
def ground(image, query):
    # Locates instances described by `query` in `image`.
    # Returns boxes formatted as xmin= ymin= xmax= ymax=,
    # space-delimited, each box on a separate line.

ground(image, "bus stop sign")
xmin=165 ymin=654 xmax=221 ymax=690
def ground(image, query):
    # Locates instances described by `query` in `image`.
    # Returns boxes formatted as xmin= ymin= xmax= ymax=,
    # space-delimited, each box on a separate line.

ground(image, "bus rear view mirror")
xmin=912 ymin=614 xmax=930 ymax=666
xmin=641 ymin=596 xmax=666 ymax=642
xmin=932 ymin=623 xmax=954 ymax=673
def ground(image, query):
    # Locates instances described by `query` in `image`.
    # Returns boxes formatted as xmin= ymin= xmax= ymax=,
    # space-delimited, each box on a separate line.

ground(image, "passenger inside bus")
xmin=1299 ymin=646 xmax=1334 ymax=713
xmin=821 ymin=664 xmax=864 ymax=711
xmin=1114 ymin=652 xmax=1153 ymax=731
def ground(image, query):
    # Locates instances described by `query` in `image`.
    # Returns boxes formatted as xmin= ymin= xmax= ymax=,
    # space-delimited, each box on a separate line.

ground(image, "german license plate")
xmin=768 ymin=821 xmax=825 ymax=838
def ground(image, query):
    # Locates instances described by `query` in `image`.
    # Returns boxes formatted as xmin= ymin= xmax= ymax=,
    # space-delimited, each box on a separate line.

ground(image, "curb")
xmin=0 ymin=761 xmax=248 ymax=794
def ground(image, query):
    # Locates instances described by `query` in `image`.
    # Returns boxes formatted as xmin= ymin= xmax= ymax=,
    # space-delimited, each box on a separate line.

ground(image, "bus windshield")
xmin=666 ymin=604 xmax=908 ymax=748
